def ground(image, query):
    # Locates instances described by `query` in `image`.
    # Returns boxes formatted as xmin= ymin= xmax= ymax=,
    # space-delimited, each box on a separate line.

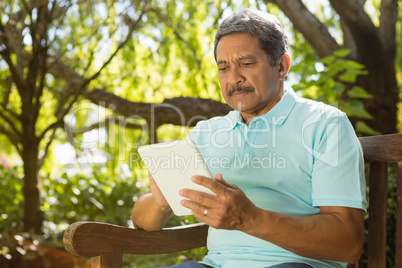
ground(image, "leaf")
xmin=328 ymin=59 xmax=347 ymax=76
xmin=339 ymin=61 xmax=367 ymax=83
xmin=341 ymin=100 xmax=374 ymax=119
xmin=320 ymin=55 xmax=335 ymax=65
xmin=333 ymin=49 xmax=351 ymax=57
xmin=347 ymin=86 xmax=373 ymax=99
xmin=355 ymin=121 xmax=381 ymax=135
xmin=331 ymin=83 xmax=345 ymax=95
xmin=340 ymin=71 xmax=358 ymax=83
xmin=345 ymin=60 xmax=366 ymax=70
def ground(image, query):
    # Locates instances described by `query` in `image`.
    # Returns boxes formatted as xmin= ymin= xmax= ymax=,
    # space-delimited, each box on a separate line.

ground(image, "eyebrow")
xmin=238 ymin=55 xmax=258 ymax=62
xmin=217 ymin=55 xmax=258 ymax=65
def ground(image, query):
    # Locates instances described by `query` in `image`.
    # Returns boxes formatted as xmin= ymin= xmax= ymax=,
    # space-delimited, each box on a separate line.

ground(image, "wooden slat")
xmin=359 ymin=134 xmax=402 ymax=163
xmin=396 ymin=162 xmax=402 ymax=268
xmin=63 ymin=222 xmax=208 ymax=257
xmin=367 ymin=162 xmax=388 ymax=268
xmin=91 ymin=252 xmax=122 ymax=268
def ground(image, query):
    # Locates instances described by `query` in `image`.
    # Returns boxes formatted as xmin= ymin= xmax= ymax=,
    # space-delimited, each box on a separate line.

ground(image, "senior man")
xmin=132 ymin=9 xmax=366 ymax=268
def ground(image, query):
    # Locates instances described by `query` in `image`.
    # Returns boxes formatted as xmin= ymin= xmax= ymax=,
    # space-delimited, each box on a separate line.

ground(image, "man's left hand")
xmin=179 ymin=173 xmax=258 ymax=231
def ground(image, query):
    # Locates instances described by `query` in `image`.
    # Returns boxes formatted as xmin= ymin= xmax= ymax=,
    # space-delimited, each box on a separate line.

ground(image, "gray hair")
xmin=214 ymin=9 xmax=289 ymax=66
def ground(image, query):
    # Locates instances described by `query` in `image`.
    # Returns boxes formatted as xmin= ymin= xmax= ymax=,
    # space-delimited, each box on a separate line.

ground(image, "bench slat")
xmin=91 ymin=252 xmax=122 ymax=268
xmin=359 ymin=134 xmax=402 ymax=162
xmin=367 ymin=162 xmax=388 ymax=268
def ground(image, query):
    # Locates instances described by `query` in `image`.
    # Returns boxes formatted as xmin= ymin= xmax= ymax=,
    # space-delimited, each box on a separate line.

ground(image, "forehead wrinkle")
xmin=217 ymin=54 xmax=257 ymax=65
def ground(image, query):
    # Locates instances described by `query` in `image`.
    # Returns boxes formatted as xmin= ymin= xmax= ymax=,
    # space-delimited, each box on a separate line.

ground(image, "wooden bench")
xmin=63 ymin=133 xmax=402 ymax=268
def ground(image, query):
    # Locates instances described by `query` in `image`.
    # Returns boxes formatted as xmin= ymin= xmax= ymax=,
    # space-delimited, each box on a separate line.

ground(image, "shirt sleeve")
xmin=311 ymin=113 xmax=367 ymax=211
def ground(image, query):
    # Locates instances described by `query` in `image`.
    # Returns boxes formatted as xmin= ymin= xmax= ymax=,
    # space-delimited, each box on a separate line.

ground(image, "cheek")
xmin=218 ymin=75 xmax=227 ymax=91
xmin=258 ymin=74 xmax=276 ymax=88
xmin=249 ymin=75 xmax=266 ymax=91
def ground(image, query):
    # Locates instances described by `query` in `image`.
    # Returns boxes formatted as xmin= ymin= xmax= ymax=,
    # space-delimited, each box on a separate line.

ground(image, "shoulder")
xmin=193 ymin=110 xmax=238 ymax=130
xmin=293 ymin=95 xmax=349 ymax=127
xmin=290 ymin=95 xmax=356 ymax=150
xmin=187 ymin=110 xmax=236 ymax=143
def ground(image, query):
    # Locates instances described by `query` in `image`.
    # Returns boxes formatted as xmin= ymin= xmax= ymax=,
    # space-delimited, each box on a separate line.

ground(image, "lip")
xmin=231 ymin=91 xmax=250 ymax=97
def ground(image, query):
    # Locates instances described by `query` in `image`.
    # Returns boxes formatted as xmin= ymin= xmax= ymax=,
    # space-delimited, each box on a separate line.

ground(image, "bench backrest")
xmin=359 ymin=134 xmax=402 ymax=267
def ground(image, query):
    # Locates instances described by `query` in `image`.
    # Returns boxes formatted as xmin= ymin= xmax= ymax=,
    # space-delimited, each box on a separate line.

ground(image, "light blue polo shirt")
xmin=187 ymin=88 xmax=367 ymax=268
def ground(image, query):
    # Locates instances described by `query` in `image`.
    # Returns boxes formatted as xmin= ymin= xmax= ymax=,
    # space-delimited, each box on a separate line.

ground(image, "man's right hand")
xmin=148 ymin=171 xmax=170 ymax=209
xmin=131 ymin=171 xmax=172 ymax=231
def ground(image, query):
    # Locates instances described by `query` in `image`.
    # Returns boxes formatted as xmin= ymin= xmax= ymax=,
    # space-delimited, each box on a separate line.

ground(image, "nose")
xmin=227 ymin=65 xmax=245 ymax=86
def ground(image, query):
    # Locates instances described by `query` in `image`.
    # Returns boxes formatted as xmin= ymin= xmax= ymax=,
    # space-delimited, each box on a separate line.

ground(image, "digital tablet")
xmin=138 ymin=139 xmax=214 ymax=216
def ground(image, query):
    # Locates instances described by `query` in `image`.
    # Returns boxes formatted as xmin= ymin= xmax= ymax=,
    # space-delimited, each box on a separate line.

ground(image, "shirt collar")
xmin=227 ymin=87 xmax=297 ymax=130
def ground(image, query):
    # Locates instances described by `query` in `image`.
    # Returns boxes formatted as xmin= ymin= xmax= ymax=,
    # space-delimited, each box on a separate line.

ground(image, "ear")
xmin=278 ymin=54 xmax=291 ymax=80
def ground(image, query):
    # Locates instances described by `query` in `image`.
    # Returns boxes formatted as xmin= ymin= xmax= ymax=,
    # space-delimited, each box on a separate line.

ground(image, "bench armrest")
xmin=63 ymin=221 xmax=208 ymax=257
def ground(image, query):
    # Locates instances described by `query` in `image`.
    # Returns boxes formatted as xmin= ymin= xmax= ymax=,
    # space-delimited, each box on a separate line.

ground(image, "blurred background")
xmin=0 ymin=0 xmax=401 ymax=267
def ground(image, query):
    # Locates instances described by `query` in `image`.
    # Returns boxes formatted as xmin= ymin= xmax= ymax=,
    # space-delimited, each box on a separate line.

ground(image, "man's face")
xmin=216 ymin=33 xmax=288 ymax=120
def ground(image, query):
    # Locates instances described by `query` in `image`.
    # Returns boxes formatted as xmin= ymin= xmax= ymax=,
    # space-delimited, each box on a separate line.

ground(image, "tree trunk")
xmin=267 ymin=0 xmax=398 ymax=134
xmin=20 ymin=83 xmax=43 ymax=233
xmin=328 ymin=0 xmax=398 ymax=134
xmin=358 ymin=49 xmax=398 ymax=134
xmin=21 ymin=141 xmax=43 ymax=233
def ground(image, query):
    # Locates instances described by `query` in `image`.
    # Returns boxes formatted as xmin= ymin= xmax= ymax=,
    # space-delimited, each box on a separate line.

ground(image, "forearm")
xmin=131 ymin=191 xmax=172 ymax=231
xmin=180 ymin=175 xmax=364 ymax=263
xmin=243 ymin=206 xmax=364 ymax=263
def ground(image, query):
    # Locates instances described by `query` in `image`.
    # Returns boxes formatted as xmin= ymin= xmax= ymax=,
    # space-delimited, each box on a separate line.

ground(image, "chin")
xmin=230 ymin=101 xmax=256 ymax=112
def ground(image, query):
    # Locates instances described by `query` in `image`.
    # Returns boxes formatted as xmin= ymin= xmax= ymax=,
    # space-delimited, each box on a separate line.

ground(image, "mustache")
xmin=226 ymin=85 xmax=255 ymax=97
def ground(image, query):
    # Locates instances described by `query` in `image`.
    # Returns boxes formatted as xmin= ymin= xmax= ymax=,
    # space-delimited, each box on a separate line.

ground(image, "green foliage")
xmin=42 ymin=172 xmax=138 ymax=228
xmin=0 ymin=158 xmax=206 ymax=267
xmin=97 ymin=0 xmax=226 ymax=104
xmin=0 ymin=164 xmax=24 ymax=233
xmin=291 ymin=49 xmax=380 ymax=135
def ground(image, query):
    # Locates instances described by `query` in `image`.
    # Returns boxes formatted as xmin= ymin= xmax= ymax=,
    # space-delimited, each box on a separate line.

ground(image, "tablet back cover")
xmin=138 ymin=139 xmax=214 ymax=216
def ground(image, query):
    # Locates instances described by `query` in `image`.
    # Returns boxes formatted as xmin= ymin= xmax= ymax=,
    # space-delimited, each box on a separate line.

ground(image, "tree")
xmin=265 ymin=0 xmax=399 ymax=134
xmin=58 ymin=0 xmax=400 ymax=136
xmin=0 ymin=0 xmax=152 ymax=233
xmin=0 ymin=0 xmax=230 ymax=233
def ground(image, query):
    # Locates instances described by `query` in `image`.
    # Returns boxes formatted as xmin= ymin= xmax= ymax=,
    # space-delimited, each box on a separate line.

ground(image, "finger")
xmin=148 ymin=171 xmax=156 ymax=185
xmin=215 ymin=173 xmax=223 ymax=181
xmin=179 ymin=188 xmax=216 ymax=208
xmin=191 ymin=175 xmax=228 ymax=195
xmin=193 ymin=207 xmax=212 ymax=222
xmin=180 ymin=198 xmax=208 ymax=215
xmin=214 ymin=173 xmax=234 ymax=188
xmin=180 ymin=198 xmax=214 ymax=223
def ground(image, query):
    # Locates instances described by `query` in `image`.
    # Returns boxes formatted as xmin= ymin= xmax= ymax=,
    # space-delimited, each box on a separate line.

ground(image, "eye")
xmin=242 ymin=62 xmax=253 ymax=67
